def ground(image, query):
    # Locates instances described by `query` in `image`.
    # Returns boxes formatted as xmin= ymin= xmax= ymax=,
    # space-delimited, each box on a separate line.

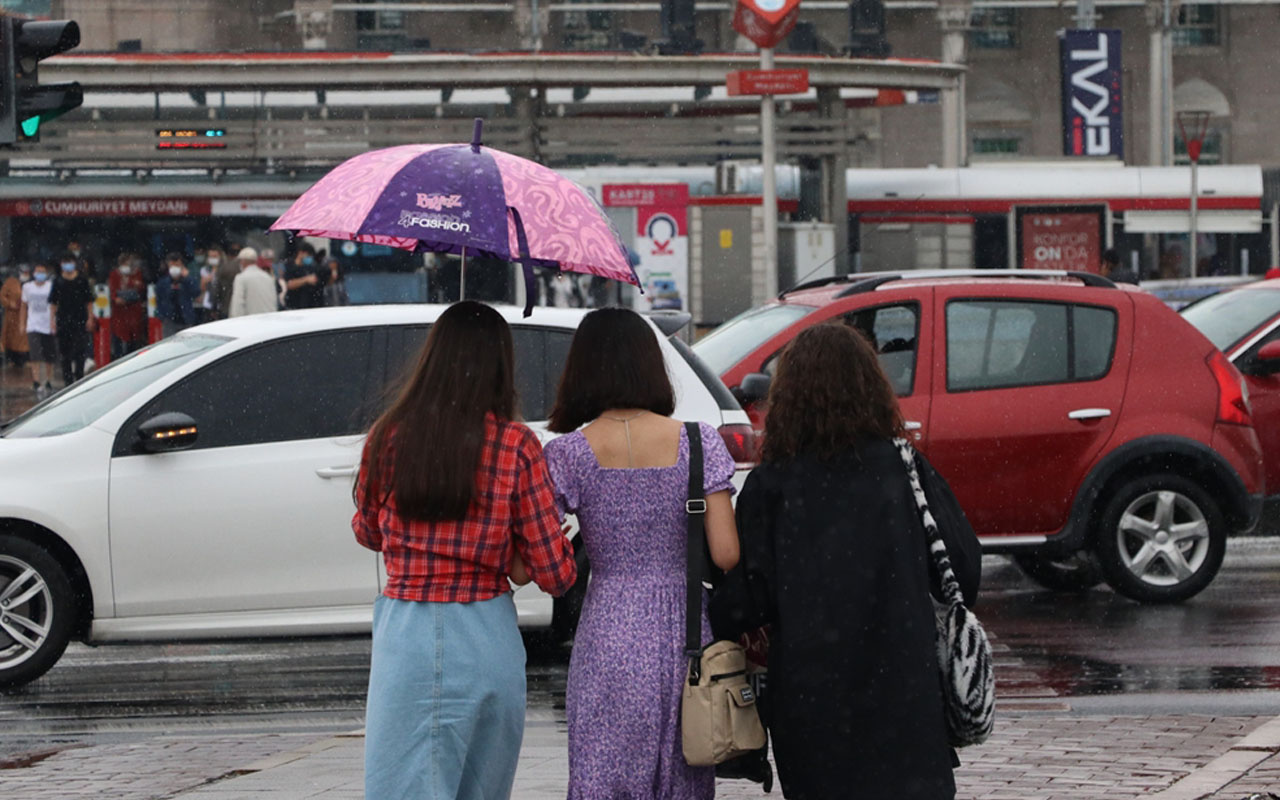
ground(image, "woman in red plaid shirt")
xmin=353 ymin=301 xmax=577 ymax=800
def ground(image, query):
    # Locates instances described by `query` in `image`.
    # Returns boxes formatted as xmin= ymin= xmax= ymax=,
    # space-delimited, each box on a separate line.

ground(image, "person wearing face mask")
xmin=48 ymin=254 xmax=95 ymax=387
xmin=283 ymin=243 xmax=328 ymax=310
xmin=154 ymin=252 xmax=200 ymax=338
xmin=21 ymin=263 xmax=57 ymax=398
xmin=1 ymin=265 xmax=29 ymax=369
xmin=108 ymin=252 xmax=147 ymax=358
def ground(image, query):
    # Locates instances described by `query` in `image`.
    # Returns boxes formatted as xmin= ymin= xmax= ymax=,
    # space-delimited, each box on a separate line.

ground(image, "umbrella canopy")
xmin=270 ymin=119 xmax=638 ymax=315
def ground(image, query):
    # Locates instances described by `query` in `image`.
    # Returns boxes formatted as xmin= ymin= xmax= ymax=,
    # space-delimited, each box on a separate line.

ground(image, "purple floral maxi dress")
xmin=544 ymin=422 xmax=737 ymax=800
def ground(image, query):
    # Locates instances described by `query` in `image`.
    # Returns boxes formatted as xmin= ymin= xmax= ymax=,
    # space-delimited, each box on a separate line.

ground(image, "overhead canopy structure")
xmin=42 ymin=51 xmax=964 ymax=93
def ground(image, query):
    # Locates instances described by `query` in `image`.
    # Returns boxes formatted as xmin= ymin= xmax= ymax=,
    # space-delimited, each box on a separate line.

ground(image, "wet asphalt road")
xmin=2 ymin=538 xmax=1279 ymax=762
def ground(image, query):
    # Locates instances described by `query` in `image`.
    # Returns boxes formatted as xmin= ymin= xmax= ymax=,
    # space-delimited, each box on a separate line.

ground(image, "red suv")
xmin=693 ymin=270 xmax=1264 ymax=603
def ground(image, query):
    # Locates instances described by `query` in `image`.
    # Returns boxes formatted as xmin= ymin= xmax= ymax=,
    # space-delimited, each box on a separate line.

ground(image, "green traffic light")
xmin=20 ymin=116 xmax=39 ymax=137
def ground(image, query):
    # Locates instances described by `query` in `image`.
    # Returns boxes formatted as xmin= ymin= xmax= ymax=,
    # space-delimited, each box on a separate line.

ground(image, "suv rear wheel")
xmin=0 ymin=534 xmax=75 ymax=690
xmin=1012 ymin=552 xmax=1103 ymax=592
xmin=1092 ymin=474 xmax=1226 ymax=603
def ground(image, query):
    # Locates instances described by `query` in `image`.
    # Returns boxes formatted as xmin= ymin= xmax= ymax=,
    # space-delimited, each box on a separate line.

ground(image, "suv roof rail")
xmin=644 ymin=310 xmax=692 ymax=336
xmin=775 ymin=269 xmax=1115 ymax=300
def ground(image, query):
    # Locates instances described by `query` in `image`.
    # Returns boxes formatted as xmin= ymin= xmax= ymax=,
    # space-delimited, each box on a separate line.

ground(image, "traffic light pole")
xmin=761 ymin=46 xmax=778 ymax=302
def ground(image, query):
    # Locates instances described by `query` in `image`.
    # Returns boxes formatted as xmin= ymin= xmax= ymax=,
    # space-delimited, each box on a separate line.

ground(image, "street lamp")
xmin=1177 ymin=110 xmax=1211 ymax=277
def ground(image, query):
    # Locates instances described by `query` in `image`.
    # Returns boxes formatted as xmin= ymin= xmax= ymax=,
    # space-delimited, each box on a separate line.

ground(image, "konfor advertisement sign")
xmin=1016 ymin=205 xmax=1105 ymax=273
xmin=1060 ymin=29 xmax=1123 ymax=159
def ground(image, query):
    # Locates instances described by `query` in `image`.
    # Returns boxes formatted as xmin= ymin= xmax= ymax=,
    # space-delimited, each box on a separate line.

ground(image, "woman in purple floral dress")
xmin=544 ymin=308 xmax=740 ymax=800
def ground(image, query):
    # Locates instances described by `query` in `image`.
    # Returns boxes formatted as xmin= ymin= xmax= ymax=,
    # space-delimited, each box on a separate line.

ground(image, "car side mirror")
xmin=137 ymin=412 xmax=199 ymax=454
xmin=733 ymin=372 xmax=772 ymax=405
xmin=1248 ymin=341 xmax=1280 ymax=376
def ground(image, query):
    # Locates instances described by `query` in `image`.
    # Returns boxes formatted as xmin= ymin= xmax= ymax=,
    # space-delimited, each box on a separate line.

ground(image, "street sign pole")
xmin=760 ymin=46 xmax=777 ymax=301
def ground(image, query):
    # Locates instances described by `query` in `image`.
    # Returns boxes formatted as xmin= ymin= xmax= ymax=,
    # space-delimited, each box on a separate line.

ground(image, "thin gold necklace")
xmin=602 ymin=410 xmax=646 ymax=467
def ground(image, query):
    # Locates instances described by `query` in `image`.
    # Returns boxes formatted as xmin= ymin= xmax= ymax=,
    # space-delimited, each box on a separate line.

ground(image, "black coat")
xmin=709 ymin=438 xmax=981 ymax=800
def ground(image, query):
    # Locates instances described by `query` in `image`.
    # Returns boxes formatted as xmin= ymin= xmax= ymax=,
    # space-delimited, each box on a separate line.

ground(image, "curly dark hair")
xmin=760 ymin=322 xmax=904 ymax=463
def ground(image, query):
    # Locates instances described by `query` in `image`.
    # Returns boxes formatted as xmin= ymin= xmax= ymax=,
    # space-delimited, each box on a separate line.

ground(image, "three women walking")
xmin=353 ymin=303 xmax=981 ymax=800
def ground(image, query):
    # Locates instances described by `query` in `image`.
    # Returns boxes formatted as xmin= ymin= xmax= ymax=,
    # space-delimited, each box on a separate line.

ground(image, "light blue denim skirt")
xmin=365 ymin=592 xmax=527 ymax=800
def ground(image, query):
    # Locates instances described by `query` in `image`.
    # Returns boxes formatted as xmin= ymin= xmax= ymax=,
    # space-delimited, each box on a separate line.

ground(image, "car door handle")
xmin=1067 ymin=408 xmax=1112 ymax=420
xmin=316 ymin=466 xmax=357 ymax=479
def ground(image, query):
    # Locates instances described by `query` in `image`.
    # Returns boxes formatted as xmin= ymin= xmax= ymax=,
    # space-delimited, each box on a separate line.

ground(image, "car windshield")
xmin=1180 ymin=288 xmax=1280 ymax=352
xmin=2 ymin=334 xmax=230 ymax=439
xmin=692 ymin=303 xmax=815 ymax=375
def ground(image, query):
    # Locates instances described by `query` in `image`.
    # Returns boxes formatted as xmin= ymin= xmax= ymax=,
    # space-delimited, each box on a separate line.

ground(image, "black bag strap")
xmin=684 ymin=421 xmax=707 ymax=684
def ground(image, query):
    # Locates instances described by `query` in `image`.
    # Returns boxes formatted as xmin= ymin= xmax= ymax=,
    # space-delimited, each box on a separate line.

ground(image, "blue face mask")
xmin=61 ymin=263 xmax=76 ymax=274
xmin=301 ymin=255 xmax=315 ymax=267
xmin=34 ymin=272 xmax=48 ymax=283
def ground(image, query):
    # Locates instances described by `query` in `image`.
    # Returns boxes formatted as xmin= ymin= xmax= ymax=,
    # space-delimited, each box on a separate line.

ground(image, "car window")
xmin=692 ymin=303 xmax=816 ymax=375
xmin=946 ymin=300 xmax=1115 ymax=392
xmin=1181 ymin=287 xmax=1280 ymax=352
xmin=4 ymin=334 xmax=229 ymax=439
xmin=845 ymin=303 xmax=920 ymax=396
xmin=383 ymin=324 xmax=570 ymax=422
xmin=115 ymin=330 xmax=376 ymax=454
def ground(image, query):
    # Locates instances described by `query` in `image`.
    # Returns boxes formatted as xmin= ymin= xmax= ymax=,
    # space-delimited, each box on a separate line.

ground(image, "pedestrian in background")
xmin=22 ymin=262 xmax=56 ymax=398
xmin=1 ymin=265 xmax=29 ymax=369
xmin=709 ymin=323 xmax=982 ymax=800
xmin=1101 ymin=248 xmax=1139 ymax=285
xmin=284 ymin=243 xmax=327 ymax=310
xmin=228 ymin=247 xmax=278 ymax=318
xmin=48 ymin=253 xmax=95 ymax=387
xmin=543 ymin=307 xmax=740 ymax=800
xmin=195 ymin=246 xmax=217 ymax=324
xmin=353 ymin=301 xmax=577 ymax=800
xmin=108 ymin=253 xmax=147 ymax=358
xmin=211 ymin=245 xmax=239 ymax=320
xmin=155 ymin=252 xmax=199 ymax=338
xmin=323 ymin=258 xmax=348 ymax=307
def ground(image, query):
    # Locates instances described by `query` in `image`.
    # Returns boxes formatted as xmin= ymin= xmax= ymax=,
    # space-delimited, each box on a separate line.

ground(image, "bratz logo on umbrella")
xmin=398 ymin=210 xmax=471 ymax=233
xmin=416 ymin=193 xmax=464 ymax=212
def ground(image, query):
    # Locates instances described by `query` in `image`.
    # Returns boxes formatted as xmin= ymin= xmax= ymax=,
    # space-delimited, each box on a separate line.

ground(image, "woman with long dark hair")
xmin=543 ymin=307 xmax=740 ymax=800
xmin=709 ymin=323 xmax=982 ymax=800
xmin=353 ymin=301 xmax=577 ymax=799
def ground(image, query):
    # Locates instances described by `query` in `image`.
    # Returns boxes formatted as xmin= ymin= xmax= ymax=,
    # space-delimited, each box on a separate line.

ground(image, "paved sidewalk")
xmin=5 ymin=708 xmax=1277 ymax=799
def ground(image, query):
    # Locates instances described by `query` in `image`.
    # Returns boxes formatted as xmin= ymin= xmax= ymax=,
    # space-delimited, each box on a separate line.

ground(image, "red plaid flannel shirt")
xmin=353 ymin=415 xmax=577 ymax=602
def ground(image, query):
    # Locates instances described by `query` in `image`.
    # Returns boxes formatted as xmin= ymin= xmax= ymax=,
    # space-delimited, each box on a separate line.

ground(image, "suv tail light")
xmin=718 ymin=423 xmax=759 ymax=470
xmin=1207 ymin=351 xmax=1251 ymax=426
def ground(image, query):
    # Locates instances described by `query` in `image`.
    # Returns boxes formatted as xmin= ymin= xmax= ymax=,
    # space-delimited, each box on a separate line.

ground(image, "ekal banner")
xmin=1060 ymin=29 xmax=1123 ymax=159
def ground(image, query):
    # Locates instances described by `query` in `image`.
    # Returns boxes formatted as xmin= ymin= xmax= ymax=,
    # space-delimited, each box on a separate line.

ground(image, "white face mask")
xmin=168 ymin=266 xmax=183 ymax=279
xmin=19 ymin=273 xmax=30 ymax=283
xmin=119 ymin=266 xmax=133 ymax=275
xmin=207 ymin=256 xmax=221 ymax=267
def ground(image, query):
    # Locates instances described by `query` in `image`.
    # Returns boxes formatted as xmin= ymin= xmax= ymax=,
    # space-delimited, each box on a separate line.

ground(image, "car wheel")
xmin=1092 ymin=474 xmax=1226 ymax=603
xmin=0 ymin=534 xmax=76 ymax=690
xmin=1012 ymin=552 xmax=1104 ymax=592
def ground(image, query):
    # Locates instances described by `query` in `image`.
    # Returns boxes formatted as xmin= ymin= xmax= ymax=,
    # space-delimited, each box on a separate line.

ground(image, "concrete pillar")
xmin=514 ymin=0 xmax=548 ymax=51
xmin=1147 ymin=0 xmax=1173 ymax=165
xmin=510 ymin=85 xmax=543 ymax=161
xmin=818 ymin=87 xmax=851 ymax=275
xmin=937 ymin=0 xmax=971 ymax=168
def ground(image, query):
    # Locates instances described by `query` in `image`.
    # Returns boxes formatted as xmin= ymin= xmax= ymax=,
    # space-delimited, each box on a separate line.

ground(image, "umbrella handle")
xmin=509 ymin=206 xmax=537 ymax=318
xmin=471 ymin=118 xmax=483 ymax=153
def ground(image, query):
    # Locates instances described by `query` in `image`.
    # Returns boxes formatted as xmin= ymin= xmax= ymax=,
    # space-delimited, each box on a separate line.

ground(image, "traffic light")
xmin=0 ymin=18 xmax=82 ymax=145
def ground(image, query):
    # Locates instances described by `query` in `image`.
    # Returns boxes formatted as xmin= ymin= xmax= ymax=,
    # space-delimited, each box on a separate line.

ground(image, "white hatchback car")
xmin=0 ymin=305 xmax=754 ymax=689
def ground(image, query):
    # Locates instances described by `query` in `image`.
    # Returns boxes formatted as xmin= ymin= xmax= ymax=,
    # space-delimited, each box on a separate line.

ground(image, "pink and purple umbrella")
xmin=270 ymin=119 xmax=638 ymax=316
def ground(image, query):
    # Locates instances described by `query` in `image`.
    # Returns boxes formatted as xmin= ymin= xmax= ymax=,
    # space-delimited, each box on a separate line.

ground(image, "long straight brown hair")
xmin=362 ymin=301 xmax=518 ymax=521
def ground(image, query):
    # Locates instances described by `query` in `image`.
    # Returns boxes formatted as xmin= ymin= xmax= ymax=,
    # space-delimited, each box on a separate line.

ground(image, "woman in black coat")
xmin=709 ymin=322 xmax=982 ymax=800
